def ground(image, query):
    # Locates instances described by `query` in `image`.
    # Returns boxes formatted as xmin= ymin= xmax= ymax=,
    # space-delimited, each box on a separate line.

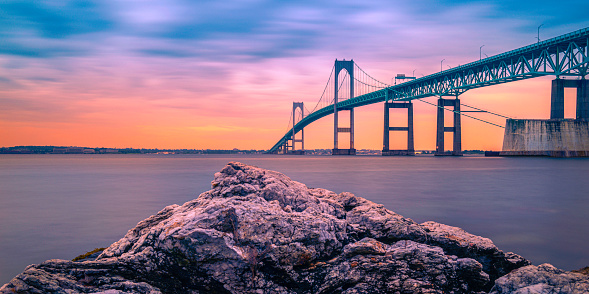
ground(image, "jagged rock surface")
xmin=1 ymin=162 xmax=582 ymax=294
xmin=490 ymin=264 xmax=589 ymax=294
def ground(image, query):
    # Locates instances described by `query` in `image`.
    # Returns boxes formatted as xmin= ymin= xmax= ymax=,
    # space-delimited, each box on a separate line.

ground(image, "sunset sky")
xmin=1 ymin=0 xmax=589 ymax=151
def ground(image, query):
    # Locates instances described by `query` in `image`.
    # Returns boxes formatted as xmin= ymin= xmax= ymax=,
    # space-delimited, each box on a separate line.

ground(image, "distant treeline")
xmin=0 ymin=146 xmax=266 ymax=154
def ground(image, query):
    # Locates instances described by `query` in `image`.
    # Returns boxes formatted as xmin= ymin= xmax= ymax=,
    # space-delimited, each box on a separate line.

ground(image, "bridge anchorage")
xmin=270 ymin=27 xmax=589 ymax=157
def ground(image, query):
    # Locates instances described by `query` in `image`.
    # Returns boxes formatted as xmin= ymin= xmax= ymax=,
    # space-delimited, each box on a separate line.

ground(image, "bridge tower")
xmin=333 ymin=59 xmax=356 ymax=155
xmin=288 ymin=102 xmax=305 ymax=155
xmin=435 ymin=96 xmax=462 ymax=156
xmin=382 ymin=89 xmax=414 ymax=156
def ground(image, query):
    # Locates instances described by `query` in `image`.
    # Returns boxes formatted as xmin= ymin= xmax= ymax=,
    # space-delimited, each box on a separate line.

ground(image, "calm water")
xmin=1 ymin=154 xmax=588 ymax=285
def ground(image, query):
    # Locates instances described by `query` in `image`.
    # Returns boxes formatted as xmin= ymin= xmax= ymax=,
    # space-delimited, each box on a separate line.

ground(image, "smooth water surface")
xmin=1 ymin=154 xmax=588 ymax=285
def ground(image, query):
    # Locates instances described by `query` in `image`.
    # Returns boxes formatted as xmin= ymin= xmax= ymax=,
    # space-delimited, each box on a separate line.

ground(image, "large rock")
xmin=1 ymin=162 xmax=581 ymax=293
xmin=490 ymin=264 xmax=589 ymax=293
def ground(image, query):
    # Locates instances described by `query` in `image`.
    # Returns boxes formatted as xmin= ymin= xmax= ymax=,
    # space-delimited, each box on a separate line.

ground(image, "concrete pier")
xmin=500 ymin=78 xmax=589 ymax=157
xmin=332 ymin=148 xmax=356 ymax=155
xmin=501 ymin=119 xmax=589 ymax=157
xmin=435 ymin=98 xmax=462 ymax=156
xmin=382 ymin=101 xmax=414 ymax=156
xmin=288 ymin=150 xmax=306 ymax=155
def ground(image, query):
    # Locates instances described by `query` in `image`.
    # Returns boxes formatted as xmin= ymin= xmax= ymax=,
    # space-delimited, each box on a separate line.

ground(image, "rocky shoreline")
xmin=2 ymin=162 xmax=587 ymax=293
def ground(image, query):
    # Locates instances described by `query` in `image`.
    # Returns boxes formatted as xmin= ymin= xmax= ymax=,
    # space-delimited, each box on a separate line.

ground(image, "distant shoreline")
xmin=0 ymin=146 xmax=266 ymax=155
xmin=0 ymin=146 xmax=487 ymax=155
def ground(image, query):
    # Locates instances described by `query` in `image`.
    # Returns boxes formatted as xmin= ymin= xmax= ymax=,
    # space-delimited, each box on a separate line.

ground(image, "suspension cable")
xmin=354 ymin=77 xmax=388 ymax=89
xmin=416 ymin=98 xmax=505 ymax=128
xmin=311 ymin=65 xmax=335 ymax=113
xmin=461 ymin=102 xmax=512 ymax=119
xmin=355 ymin=63 xmax=391 ymax=87
xmin=284 ymin=109 xmax=293 ymax=134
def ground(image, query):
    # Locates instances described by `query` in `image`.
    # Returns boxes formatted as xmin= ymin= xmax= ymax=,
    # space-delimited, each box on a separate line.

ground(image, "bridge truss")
xmin=269 ymin=27 xmax=589 ymax=153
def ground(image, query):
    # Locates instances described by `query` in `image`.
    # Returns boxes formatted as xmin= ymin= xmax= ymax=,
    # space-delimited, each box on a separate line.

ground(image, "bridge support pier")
xmin=279 ymin=141 xmax=290 ymax=155
xmin=578 ymin=79 xmax=589 ymax=119
xmin=382 ymin=101 xmax=414 ymax=156
xmin=551 ymin=78 xmax=589 ymax=119
xmin=435 ymin=97 xmax=462 ymax=156
xmin=575 ymin=79 xmax=589 ymax=120
xmin=551 ymin=79 xmax=565 ymax=119
xmin=500 ymin=78 xmax=589 ymax=157
xmin=333 ymin=108 xmax=355 ymax=155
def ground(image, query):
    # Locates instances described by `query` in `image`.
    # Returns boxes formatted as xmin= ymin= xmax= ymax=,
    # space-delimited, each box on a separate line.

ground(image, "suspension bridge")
xmin=268 ymin=27 xmax=589 ymax=156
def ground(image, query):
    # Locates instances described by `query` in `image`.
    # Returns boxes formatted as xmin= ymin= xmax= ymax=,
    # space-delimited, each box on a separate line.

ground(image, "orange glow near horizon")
xmin=0 ymin=73 xmax=562 ymax=151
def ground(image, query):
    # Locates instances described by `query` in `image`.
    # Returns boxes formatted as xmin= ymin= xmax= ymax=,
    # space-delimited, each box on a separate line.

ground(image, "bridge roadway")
xmin=269 ymin=27 xmax=589 ymax=153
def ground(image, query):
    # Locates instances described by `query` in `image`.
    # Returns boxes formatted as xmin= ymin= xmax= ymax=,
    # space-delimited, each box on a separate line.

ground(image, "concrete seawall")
xmin=501 ymin=119 xmax=589 ymax=157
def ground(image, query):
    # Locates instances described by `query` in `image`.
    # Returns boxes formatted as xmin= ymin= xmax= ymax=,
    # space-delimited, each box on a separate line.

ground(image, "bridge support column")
xmin=551 ymin=79 xmax=565 ymax=119
xmin=333 ymin=109 xmax=355 ymax=155
xmin=280 ymin=141 xmax=290 ymax=155
xmin=435 ymin=97 xmax=462 ymax=156
xmin=454 ymin=99 xmax=462 ymax=154
xmin=577 ymin=79 xmax=589 ymax=120
xmin=382 ymin=101 xmax=414 ymax=156
xmin=332 ymin=59 xmax=356 ymax=155
xmin=551 ymin=78 xmax=589 ymax=120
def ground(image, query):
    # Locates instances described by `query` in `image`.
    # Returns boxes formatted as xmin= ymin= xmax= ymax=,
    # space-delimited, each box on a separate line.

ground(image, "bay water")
xmin=1 ymin=154 xmax=588 ymax=285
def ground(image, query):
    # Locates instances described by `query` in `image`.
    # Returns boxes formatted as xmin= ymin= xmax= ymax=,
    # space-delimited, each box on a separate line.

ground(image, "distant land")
xmin=0 ymin=146 xmax=265 ymax=155
xmin=0 ymin=146 xmax=486 ymax=155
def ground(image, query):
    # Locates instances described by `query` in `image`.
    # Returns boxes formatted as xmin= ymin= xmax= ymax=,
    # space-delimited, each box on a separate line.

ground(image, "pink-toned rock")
xmin=491 ymin=264 xmax=589 ymax=294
